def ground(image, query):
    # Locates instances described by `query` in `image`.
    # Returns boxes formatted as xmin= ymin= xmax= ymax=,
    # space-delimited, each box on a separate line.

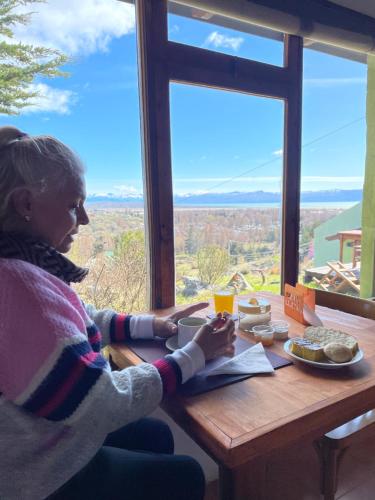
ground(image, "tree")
xmin=0 ymin=0 xmax=68 ymax=115
xmin=197 ymin=245 xmax=229 ymax=287
xmin=184 ymin=226 xmax=198 ymax=255
xmin=75 ymin=230 xmax=148 ymax=313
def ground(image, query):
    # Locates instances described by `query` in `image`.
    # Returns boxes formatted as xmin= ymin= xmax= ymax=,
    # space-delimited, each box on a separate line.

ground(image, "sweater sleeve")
xmin=84 ymin=304 xmax=206 ymax=384
xmin=84 ymin=303 xmax=154 ymax=347
xmin=0 ymin=261 xmax=163 ymax=431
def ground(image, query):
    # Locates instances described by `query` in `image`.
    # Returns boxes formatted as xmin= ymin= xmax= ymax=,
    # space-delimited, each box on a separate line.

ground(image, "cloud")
xmin=170 ymin=24 xmax=180 ymax=35
xmin=302 ymin=176 xmax=364 ymax=183
xmin=272 ymin=149 xmax=283 ymax=157
xmin=13 ymin=0 xmax=135 ymax=56
xmin=177 ymin=190 xmax=210 ymax=196
xmin=304 ymin=77 xmax=366 ymax=87
xmin=113 ymin=184 xmax=143 ymax=196
xmin=22 ymin=83 xmax=77 ymax=114
xmin=204 ymin=31 xmax=244 ymax=51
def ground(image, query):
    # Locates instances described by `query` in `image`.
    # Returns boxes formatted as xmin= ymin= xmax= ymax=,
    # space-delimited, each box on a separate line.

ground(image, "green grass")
xmin=176 ymin=272 xmax=281 ymax=305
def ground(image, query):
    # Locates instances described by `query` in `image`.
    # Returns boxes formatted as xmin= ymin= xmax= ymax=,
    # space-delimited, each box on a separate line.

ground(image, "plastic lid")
xmin=238 ymin=298 xmax=271 ymax=314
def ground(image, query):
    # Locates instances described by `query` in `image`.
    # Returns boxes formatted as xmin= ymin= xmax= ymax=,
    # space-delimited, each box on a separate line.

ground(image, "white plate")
xmin=166 ymin=335 xmax=179 ymax=352
xmin=283 ymin=339 xmax=364 ymax=370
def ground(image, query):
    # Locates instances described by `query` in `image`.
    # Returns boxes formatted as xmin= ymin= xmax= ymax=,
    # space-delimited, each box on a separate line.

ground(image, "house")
xmin=313 ymin=202 xmax=362 ymax=267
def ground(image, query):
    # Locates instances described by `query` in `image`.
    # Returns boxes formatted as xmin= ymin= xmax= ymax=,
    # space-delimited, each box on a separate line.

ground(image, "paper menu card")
xmin=207 ymin=342 xmax=274 ymax=376
xmin=284 ymin=283 xmax=316 ymax=325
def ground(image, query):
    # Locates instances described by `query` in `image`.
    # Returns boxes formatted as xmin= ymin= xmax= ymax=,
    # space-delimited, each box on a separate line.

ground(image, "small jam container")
xmin=238 ymin=298 xmax=271 ymax=332
xmin=269 ymin=320 xmax=289 ymax=340
xmin=252 ymin=325 xmax=274 ymax=346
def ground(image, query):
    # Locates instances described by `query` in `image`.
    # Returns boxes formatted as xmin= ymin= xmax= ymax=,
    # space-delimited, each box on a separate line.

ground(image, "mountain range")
xmin=86 ymin=189 xmax=363 ymax=205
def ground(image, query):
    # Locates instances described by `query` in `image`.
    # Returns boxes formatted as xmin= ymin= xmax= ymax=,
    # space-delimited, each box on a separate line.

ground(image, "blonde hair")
xmin=0 ymin=126 xmax=84 ymax=229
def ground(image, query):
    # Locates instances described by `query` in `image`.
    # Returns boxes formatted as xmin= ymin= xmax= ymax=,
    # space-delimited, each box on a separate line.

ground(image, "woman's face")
xmin=28 ymin=171 xmax=89 ymax=253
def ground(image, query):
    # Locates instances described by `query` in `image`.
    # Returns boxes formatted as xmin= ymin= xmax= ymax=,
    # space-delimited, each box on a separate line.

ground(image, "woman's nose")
xmin=78 ymin=206 xmax=90 ymax=226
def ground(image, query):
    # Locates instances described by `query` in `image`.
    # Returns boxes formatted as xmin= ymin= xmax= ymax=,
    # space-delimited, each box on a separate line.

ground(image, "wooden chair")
xmin=313 ymin=293 xmax=375 ymax=500
xmin=313 ymin=261 xmax=360 ymax=295
xmin=313 ymin=269 xmax=341 ymax=292
xmin=352 ymin=244 xmax=361 ymax=269
xmin=327 ymin=261 xmax=360 ymax=293
xmin=314 ymin=411 xmax=375 ymax=500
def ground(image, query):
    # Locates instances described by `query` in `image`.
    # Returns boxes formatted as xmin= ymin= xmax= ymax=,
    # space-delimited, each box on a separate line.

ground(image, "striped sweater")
xmin=0 ymin=258 xmax=204 ymax=499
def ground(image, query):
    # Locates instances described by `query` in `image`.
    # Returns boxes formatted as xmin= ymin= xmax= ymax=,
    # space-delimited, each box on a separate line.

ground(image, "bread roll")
xmin=323 ymin=342 xmax=353 ymax=363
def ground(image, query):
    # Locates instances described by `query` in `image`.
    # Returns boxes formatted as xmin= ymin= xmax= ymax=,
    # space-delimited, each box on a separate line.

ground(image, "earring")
xmin=24 ymin=215 xmax=31 ymax=222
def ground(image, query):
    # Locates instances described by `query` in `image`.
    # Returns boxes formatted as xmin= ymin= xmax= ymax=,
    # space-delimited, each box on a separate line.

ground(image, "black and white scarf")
xmin=0 ymin=232 xmax=88 ymax=285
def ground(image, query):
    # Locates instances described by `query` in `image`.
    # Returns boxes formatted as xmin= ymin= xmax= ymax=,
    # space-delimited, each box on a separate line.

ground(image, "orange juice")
xmin=213 ymin=290 xmax=234 ymax=314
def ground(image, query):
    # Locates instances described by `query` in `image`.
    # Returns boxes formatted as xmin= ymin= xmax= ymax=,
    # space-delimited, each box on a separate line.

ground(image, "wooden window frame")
xmin=136 ymin=0 xmax=303 ymax=309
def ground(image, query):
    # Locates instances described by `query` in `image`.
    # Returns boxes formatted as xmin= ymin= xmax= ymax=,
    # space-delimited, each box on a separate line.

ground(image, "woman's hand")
xmin=153 ymin=302 xmax=209 ymax=339
xmin=193 ymin=314 xmax=236 ymax=361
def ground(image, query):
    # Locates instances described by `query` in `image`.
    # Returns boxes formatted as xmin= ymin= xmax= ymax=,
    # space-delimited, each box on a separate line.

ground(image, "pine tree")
xmin=0 ymin=0 xmax=68 ymax=115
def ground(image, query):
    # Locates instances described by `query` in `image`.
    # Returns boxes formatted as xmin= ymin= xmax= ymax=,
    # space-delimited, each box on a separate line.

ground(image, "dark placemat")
xmin=125 ymin=336 xmax=293 ymax=397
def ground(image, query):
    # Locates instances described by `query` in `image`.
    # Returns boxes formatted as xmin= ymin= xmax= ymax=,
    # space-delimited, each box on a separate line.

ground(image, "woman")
xmin=0 ymin=126 xmax=235 ymax=500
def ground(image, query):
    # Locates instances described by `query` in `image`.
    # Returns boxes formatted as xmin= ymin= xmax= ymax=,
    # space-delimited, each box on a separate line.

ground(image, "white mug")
xmin=177 ymin=316 xmax=207 ymax=348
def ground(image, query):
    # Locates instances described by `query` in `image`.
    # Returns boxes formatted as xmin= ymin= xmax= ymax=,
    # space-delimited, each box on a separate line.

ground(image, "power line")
xmin=204 ymin=116 xmax=365 ymax=192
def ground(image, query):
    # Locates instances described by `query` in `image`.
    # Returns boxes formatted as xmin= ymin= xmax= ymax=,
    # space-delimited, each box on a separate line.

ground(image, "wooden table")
xmin=325 ymin=229 xmax=362 ymax=263
xmin=108 ymin=292 xmax=375 ymax=500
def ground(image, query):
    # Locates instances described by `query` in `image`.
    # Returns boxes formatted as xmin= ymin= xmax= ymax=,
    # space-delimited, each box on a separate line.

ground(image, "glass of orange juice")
xmin=213 ymin=288 xmax=234 ymax=315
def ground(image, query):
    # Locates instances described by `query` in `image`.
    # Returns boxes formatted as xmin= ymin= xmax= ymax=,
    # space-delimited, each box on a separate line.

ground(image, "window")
xmin=298 ymin=47 xmax=368 ymax=299
xmin=0 ymin=0 xmax=147 ymax=312
xmin=136 ymin=0 xmax=302 ymax=307
xmin=170 ymin=84 xmax=284 ymax=303
xmin=168 ymin=2 xmax=283 ymax=66
xmin=3 ymin=0 xmax=374 ymax=313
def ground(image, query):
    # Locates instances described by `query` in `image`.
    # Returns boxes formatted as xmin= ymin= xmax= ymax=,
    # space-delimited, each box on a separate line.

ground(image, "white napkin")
xmin=207 ymin=342 xmax=275 ymax=376
xmin=303 ymin=304 xmax=323 ymax=326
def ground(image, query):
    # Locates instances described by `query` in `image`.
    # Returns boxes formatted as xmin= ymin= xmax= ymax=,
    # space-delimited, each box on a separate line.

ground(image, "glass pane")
xmin=168 ymin=2 xmax=283 ymax=66
xmin=170 ymin=83 xmax=284 ymax=305
xmin=0 ymin=0 xmax=147 ymax=312
xmin=298 ymin=47 xmax=367 ymax=298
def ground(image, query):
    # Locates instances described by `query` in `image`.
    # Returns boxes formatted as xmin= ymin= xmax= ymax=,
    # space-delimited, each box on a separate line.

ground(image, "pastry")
xmin=291 ymin=338 xmax=311 ymax=357
xmin=304 ymin=326 xmax=358 ymax=356
xmin=323 ymin=342 xmax=353 ymax=363
xmin=302 ymin=343 xmax=325 ymax=362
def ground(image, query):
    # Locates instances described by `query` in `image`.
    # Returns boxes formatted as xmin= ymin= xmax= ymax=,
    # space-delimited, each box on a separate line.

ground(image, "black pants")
xmin=51 ymin=417 xmax=205 ymax=500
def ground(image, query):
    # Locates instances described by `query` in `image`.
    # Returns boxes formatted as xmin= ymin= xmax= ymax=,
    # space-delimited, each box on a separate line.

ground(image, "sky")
xmin=0 ymin=0 xmax=368 ymax=196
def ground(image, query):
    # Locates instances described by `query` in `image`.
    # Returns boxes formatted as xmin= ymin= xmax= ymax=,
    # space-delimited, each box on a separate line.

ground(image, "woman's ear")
xmin=11 ymin=187 xmax=34 ymax=221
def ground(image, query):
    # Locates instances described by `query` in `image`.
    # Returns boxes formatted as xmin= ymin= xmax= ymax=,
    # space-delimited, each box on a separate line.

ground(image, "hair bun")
xmin=0 ymin=126 xmax=25 ymax=149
